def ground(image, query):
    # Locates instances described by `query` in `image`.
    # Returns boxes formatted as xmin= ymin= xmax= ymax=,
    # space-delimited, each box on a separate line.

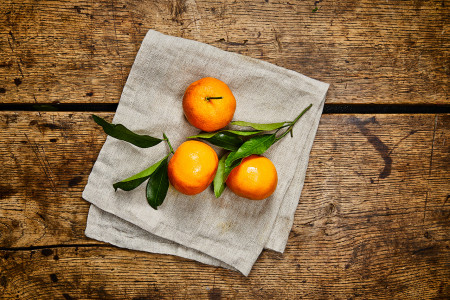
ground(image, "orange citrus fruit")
xmin=226 ymin=155 xmax=278 ymax=200
xmin=168 ymin=140 xmax=219 ymax=195
xmin=183 ymin=77 xmax=236 ymax=132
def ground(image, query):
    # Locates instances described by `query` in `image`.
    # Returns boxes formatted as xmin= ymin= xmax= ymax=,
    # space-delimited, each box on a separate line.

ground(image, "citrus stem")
xmin=206 ymin=96 xmax=223 ymax=101
xmin=274 ymin=124 xmax=291 ymax=134
xmin=163 ymin=133 xmax=175 ymax=154
xmin=275 ymin=104 xmax=313 ymax=142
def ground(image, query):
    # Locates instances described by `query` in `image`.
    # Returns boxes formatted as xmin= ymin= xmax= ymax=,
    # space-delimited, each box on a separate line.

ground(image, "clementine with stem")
xmin=183 ymin=77 xmax=236 ymax=132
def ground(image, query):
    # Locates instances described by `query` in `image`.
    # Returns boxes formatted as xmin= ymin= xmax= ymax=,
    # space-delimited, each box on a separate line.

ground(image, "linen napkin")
xmin=83 ymin=30 xmax=329 ymax=276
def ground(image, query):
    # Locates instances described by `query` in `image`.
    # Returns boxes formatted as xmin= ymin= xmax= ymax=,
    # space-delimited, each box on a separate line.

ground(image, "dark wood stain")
xmin=11 ymin=219 xmax=20 ymax=228
xmin=349 ymin=116 xmax=392 ymax=178
xmin=0 ymin=88 xmax=6 ymax=93
xmin=14 ymin=78 xmax=22 ymax=86
xmin=0 ymin=62 xmax=13 ymax=68
xmin=41 ymin=123 xmax=67 ymax=130
xmin=87 ymin=285 xmax=113 ymax=299
xmin=208 ymin=288 xmax=222 ymax=300
xmin=169 ymin=0 xmax=187 ymax=24
xmin=345 ymin=243 xmax=366 ymax=269
xmin=41 ymin=249 xmax=53 ymax=256
xmin=68 ymin=176 xmax=83 ymax=187
xmin=412 ymin=245 xmax=437 ymax=255
xmin=0 ymin=276 xmax=6 ymax=287
xmin=29 ymin=120 xmax=70 ymax=130
xmin=5 ymin=114 xmax=18 ymax=125
xmin=0 ymin=184 xmax=16 ymax=199
xmin=50 ymin=273 xmax=58 ymax=282
xmin=217 ymin=39 xmax=248 ymax=46
xmin=62 ymin=293 xmax=73 ymax=300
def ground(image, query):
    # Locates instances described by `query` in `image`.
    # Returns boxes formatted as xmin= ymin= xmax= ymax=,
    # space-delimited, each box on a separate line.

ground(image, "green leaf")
xmin=213 ymin=155 xmax=228 ymax=197
xmin=231 ymin=120 xmax=288 ymax=131
xmin=113 ymin=155 xmax=169 ymax=191
xmin=92 ymin=114 xmax=162 ymax=148
xmin=189 ymin=131 xmax=243 ymax=151
xmin=213 ymin=153 xmax=243 ymax=198
xmin=188 ymin=130 xmax=261 ymax=140
xmin=225 ymin=134 xmax=276 ymax=167
xmin=146 ymin=157 xmax=169 ymax=210
xmin=225 ymin=130 xmax=262 ymax=136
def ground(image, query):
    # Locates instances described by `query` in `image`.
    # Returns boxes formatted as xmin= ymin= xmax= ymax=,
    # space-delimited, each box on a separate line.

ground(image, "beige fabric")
xmin=83 ymin=30 xmax=329 ymax=276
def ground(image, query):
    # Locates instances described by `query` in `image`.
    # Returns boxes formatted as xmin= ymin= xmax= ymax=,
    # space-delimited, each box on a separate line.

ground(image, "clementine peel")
xmin=183 ymin=77 xmax=236 ymax=132
xmin=168 ymin=140 xmax=219 ymax=195
xmin=226 ymin=155 xmax=278 ymax=200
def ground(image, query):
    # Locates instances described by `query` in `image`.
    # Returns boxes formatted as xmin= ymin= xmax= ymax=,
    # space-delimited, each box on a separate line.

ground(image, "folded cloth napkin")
xmin=83 ymin=30 xmax=329 ymax=276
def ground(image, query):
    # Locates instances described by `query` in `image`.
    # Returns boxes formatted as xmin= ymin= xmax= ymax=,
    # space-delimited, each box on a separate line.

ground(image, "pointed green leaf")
xmin=225 ymin=134 xmax=276 ymax=167
xmin=225 ymin=130 xmax=262 ymax=136
xmin=206 ymin=132 xmax=243 ymax=151
xmin=188 ymin=132 xmax=217 ymax=139
xmin=146 ymin=157 xmax=169 ymax=210
xmin=231 ymin=120 xmax=288 ymax=131
xmin=213 ymin=155 xmax=227 ymax=198
xmin=189 ymin=131 xmax=243 ymax=151
xmin=188 ymin=130 xmax=261 ymax=140
xmin=213 ymin=153 xmax=243 ymax=198
xmin=113 ymin=155 xmax=169 ymax=191
xmin=92 ymin=114 xmax=162 ymax=148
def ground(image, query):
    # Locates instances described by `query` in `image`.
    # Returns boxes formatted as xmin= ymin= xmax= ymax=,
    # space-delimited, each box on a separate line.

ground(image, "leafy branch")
xmin=196 ymin=104 xmax=313 ymax=198
xmin=92 ymin=103 xmax=312 ymax=207
xmin=93 ymin=115 xmax=173 ymax=210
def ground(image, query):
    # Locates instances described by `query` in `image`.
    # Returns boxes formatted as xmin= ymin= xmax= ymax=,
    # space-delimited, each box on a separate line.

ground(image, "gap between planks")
xmin=0 ymin=243 xmax=111 ymax=252
xmin=0 ymin=104 xmax=449 ymax=114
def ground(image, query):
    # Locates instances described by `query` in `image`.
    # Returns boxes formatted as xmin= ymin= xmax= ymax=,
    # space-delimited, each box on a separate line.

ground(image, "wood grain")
xmin=1 ymin=244 xmax=448 ymax=299
xmin=0 ymin=112 xmax=449 ymax=298
xmin=0 ymin=0 xmax=448 ymax=105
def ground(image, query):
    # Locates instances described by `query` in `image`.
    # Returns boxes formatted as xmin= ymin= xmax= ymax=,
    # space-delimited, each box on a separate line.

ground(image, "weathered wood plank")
xmin=0 ymin=112 xmax=448 ymax=298
xmin=0 ymin=112 xmax=103 ymax=247
xmin=0 ymin=0 xmax=448 ymax=104
xmin=1 ymin=112 xmax=448 ymax=247
xmin=0 ymin=244 xmax=448 ymax=299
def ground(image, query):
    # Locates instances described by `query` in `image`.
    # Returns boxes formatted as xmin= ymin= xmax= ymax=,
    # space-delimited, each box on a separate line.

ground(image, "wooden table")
xmin=1 ymin=1 xmax=449 ymax=299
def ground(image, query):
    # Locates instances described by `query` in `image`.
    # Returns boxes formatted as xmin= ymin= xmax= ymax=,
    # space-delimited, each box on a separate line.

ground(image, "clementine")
xmin=168 ymin=140 xmax=219 ymax=195
xmin=226 ymin=155 xmax=278 ymax=200
xmin=182 ymin=77 xmax=236 ymax=132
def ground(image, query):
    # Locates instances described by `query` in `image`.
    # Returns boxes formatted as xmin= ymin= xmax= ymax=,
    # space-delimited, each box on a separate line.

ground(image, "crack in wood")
xmin=423 ymin=114 xmax=439 ymax=224
xmin=0 ymin=243 xmax=109 ymax=251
